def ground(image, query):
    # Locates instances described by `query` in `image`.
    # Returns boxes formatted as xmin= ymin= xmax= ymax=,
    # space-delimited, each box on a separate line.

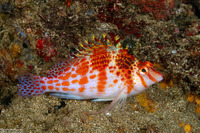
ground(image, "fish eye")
xmin=142 ymin=68 xmax=146 ymax=72
xmin=139 ymin=66 xmax=148 ymax=75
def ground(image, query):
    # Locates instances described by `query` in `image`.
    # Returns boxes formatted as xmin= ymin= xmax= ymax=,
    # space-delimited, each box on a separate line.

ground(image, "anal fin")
xmin=50 ymin=92 xmax=85 ymax=100
xmin=92 ymin=98 xmax=114 ymax=102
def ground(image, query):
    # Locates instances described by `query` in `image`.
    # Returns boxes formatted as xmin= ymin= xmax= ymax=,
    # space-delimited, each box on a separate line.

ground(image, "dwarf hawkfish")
xmin=18 ymin=34 xmax=163 ymax=114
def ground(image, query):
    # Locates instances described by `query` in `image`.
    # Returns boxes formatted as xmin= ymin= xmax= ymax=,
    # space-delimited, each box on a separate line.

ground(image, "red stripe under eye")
xmin=136 ymin=72 xmax=147 ymax=88
xmin=150 ymin=68 xmax=163 ymax=77
xmin=147 ymin=73 xmax=157 ymax=82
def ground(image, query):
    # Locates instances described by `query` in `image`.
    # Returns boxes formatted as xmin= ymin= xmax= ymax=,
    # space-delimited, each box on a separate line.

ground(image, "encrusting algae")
xmin=179 ymin=123 xmax=192 ymax=133
xmin=187 ymin=93 xmax=200 ymax=114
xmin=135 ymin=92 xmax=157 ymax=113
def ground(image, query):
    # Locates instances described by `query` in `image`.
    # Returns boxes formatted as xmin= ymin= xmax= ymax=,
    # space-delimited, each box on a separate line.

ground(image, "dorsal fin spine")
xmin=116 ymin=42 xmax=122 ymax=49
xmin=76 ymin=34 xmax=122 ymax=57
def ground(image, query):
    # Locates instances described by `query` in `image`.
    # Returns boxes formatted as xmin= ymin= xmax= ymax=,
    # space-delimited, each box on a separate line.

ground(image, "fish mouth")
xmin=156 ymin=70 xmax=163 ymax=82
xmin=157 ymin=75 xmax=163 ymax=82
xmin=149 ymin=68 xmax=163 ymax=82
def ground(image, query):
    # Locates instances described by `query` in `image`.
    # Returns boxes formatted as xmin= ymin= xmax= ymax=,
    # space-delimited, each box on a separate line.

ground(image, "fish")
xmin=18 ymin=34 xmax=163 ymax=114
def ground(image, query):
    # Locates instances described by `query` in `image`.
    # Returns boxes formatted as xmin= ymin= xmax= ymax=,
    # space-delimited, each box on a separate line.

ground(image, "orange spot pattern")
xmin=75 ymin=58 xmax=89 ymax=76
xmin=54 ymin=80 xmax=59 ymax=83
xmin=62 ymin=81 xmax=70 ymax=86
xmin=40 ymin=80 xmax=45 ymax=84
xmin=79 ymin=76 xmax=89 ymax=85
xmin=113 ymin=79 xmax=118 ymax=84
xmin=58 ymin=72 xmax=71 ymax=80
xmin=42 ymin=86 xmax=46 ymax=90
xmin=56 ymin=83 xmax=61 ymax=86
xmin=126 ymin=80 xmax=135 ymax=93
xmin=71 ymin=79 xmax=78 ymax=84
xmin=115 ymin=49 xmax=135 ymax=70
xmin=90 ymin=48 xmax=111 ymax=93
xmin=97 ymin=80 xmax=107 ymax=92
xmin=79 ymin=87 xmax=85 ymax=92
xmin=115 ymin=49 xmax=137 ymax=94
xmin=109 ymin=84 xmax=114 ymax=87
xmin=71 ymin=74 xmax=77 ymax=78
xmin=90 ymin=48 xmax=111 ymax=71
xmin=71 ymin=88 xmax=75 ymax=91
xmin=89 ymin=74 xmax=96 ymax=79
xmin=74 ymin=60 xmax=80 ymax=66
xmin=47 ymin=80 xmax=53 ymax=84
xmin=63 ymin=88 xmax=69 ymax=91
xmin=64 ymin=67 xmax=71 ymax=72
xmin=48 ymin=86 xmax=54 ymax=90
xmin=97 ymin=70 xmax=107 ymax=93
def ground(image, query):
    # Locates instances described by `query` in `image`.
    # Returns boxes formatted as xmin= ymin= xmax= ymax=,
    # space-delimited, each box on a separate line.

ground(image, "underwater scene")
xmin=0 ymin=0 xmax=200 ymax=132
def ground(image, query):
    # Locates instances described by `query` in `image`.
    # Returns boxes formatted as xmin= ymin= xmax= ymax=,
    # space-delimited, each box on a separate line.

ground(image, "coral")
xmin=97 ymin=1 xmax=144 ymax=38
xmin=185 ymin=21 xmax=200 ymax=36
xmin=36 ymin=37 xmax=57 ymax=62
xmin=130 ymin=0 xmax=175 ymax=20
xmin=107 ymin=0 xmax=123 ymax=14
xmin=65 ymin=0 xmax=72 ymax=7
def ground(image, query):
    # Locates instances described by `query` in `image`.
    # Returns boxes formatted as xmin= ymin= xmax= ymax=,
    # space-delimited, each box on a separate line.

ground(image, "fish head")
xmin=133 ymin=61 xmax=163 ymax=92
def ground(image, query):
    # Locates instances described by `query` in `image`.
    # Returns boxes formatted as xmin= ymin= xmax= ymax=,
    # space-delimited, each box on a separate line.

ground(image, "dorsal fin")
xmin=75 ymin=33 xmax=123 ymax=58
xmin=47 ymin=34 xmax=122 ymax=77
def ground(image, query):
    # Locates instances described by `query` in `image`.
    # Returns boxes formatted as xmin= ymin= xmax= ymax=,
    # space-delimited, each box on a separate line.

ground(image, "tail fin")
xmin=18 ymin=73 xmax=46 ymax=97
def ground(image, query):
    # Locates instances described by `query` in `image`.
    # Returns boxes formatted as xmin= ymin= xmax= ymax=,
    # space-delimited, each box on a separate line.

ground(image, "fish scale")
xmin=18 ymin=34 xmax=163 ymax=114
